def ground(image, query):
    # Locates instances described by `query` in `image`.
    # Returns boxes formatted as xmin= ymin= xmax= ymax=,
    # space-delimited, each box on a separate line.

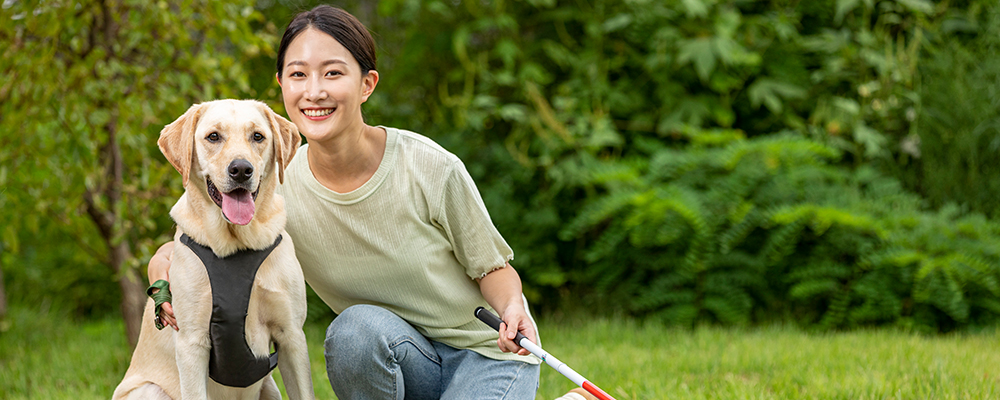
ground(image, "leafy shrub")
xmin=561 ymin=130 xmax=1000 ymax=330
xmin=355 ymin=0 xmax=1000 ymax=330
xmin=6 ymin=0 xmax=1000 ymax=333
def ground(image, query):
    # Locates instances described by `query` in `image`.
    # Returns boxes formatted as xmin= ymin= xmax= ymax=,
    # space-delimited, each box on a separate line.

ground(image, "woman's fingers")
xmin=497 ymin=322 xmax=518 ymax=353
xmin=160 ymin=302 xmax=178 ymax=331
xmin=498 ymin=320 xmax=532 ymax=356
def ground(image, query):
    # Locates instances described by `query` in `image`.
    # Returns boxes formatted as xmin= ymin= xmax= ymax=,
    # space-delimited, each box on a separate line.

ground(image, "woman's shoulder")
xmin=384 ymin=127 xmax=462 ymax=169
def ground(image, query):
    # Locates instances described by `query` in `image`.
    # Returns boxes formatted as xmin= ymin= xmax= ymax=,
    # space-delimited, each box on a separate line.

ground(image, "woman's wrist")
xmin=498 ymin=298 xmax=526 ymax=318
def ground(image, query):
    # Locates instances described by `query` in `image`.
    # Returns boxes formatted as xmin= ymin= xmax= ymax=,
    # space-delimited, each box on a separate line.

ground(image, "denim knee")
xmin=324 ymin=305 xmax=444 ymax=400
xmin=325 ymin=305 xmax=392 ymax=359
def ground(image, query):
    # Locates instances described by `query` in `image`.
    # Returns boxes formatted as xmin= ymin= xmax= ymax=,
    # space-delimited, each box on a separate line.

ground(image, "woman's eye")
xmin=207 ymin=132 xmax=220 ymax=142
xmin=289 ymin=71 xmax=305 ymax=78
xmin=253 ymin=132 xmax=265 ymax=142
xmin=326 ymin=70 xmax=342 ymax=77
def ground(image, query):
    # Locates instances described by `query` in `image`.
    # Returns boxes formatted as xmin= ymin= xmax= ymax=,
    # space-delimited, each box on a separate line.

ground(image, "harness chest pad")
xmin=180 ymin=233 xmax=283 ymax=388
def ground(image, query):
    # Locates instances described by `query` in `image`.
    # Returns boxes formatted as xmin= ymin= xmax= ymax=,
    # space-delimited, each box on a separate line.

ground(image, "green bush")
xmin=6 ymin=0 xmax=1000 ymax=333
xmin=355 ymin=0 xmax=1000 ymax=330
xmin=901 ymin=3 xmax=1000 ymax=217
xmin=561 ymin=131 xmax=1000 ymax=330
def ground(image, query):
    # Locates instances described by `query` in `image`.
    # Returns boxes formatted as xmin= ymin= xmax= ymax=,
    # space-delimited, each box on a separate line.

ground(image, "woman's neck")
xmin=307 ymin=124 xmax=386 ymax=193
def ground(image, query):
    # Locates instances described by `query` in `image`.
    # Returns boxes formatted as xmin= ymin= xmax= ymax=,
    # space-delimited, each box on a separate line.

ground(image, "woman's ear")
xmin=275 ymin=72 xmax=282 ymax=87
xmin=361 ymin=70 xmax=379 ymax=103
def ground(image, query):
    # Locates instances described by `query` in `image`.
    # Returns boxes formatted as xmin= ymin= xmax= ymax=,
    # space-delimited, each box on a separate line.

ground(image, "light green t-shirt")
xmin=278 ymin=127 xmax=539 ymax=364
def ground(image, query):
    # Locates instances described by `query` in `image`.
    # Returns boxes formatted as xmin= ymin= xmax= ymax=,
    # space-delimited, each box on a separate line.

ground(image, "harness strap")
xmin=179 ymin=233 xmax=283 ymax=388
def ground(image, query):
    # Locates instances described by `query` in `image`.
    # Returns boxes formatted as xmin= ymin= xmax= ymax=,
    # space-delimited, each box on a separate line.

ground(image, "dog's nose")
xmin=228 ymin=159 xmax=254 ymax=183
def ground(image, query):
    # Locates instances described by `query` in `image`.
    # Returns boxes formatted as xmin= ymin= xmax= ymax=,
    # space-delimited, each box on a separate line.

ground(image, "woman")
xmin=148 ymin=5 xmax=595 ymax=400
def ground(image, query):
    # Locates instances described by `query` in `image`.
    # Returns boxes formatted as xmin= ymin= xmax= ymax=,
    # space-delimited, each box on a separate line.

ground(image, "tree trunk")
xmin=111 ymin=241 xmax=146 ymax=347
xmin=0 ymin=245 xmax=7 ymax=320
xmin=85 ymin=169 xmax=145 ymax=347
xmin=78 ymin=0 xmax=145 ymax=347
xmin=84 ymin=104 xmax=145 ymax=346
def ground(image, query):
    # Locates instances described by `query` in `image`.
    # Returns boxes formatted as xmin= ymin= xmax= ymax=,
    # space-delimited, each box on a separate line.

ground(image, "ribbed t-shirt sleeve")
xmin=435 ymin=159 xmax=514 ymax=280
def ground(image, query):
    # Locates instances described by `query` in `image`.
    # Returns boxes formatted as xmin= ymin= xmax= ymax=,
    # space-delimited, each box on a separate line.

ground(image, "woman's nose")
xmin=304 ymin=79 xmax=327 ymax=101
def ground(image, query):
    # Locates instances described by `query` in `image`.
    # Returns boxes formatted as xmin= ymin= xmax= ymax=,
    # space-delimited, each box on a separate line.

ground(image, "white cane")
xmin=475 ymin=307 xmax=616 ymax=400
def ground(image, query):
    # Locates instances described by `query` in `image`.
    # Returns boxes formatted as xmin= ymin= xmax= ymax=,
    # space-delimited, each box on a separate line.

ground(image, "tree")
xmin=0 ymin=244 xmax=6 ymax=322
xmin=0 ymin=0 xmax=274 ymax=345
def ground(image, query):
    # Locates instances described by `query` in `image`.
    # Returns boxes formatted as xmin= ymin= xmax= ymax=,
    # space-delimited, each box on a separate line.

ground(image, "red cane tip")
xmin=582 ymin=381 xmax=616 ymax=400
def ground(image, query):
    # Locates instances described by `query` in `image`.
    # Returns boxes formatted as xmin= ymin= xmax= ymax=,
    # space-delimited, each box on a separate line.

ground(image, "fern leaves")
xmin=562 ymin=132 xmax=1000 ymax=331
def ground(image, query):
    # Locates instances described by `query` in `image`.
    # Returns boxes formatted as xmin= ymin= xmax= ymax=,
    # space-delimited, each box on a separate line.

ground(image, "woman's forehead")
xmin=284 ymin=28 xmax=355 ymax=67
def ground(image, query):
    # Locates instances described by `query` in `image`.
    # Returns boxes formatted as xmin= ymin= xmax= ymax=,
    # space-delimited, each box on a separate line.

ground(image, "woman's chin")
xmin=297 ymin=120 xmax=336 ymax=141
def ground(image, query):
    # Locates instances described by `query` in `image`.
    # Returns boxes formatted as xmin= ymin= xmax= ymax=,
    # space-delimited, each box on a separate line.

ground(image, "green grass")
xmin=1 ymin=305 xmax=998 ymax=399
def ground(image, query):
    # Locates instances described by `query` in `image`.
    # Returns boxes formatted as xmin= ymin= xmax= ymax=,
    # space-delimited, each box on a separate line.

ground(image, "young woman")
xmin=148 ymin=5 xmax=596 ymax=400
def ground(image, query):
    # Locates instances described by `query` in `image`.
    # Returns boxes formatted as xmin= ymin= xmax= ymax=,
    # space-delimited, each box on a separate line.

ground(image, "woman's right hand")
xmin=148 ymin=241 xmax=178 ymax=330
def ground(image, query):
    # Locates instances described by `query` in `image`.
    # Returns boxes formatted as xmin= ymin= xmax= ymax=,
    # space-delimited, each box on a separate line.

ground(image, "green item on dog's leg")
xmin=147 ymin=279 xmax=172 ymax=330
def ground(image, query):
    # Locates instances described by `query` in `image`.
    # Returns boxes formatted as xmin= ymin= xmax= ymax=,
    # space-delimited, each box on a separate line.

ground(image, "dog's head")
xmin=158 ymin=100 xmax=299 ymax=225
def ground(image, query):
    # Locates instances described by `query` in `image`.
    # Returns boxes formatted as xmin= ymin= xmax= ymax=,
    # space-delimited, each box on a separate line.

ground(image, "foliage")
xmin=0 ymin=0 xmax=275 ymax=338
xmin=4 ymin=0 xmax=1000 ymax=334
xmin=560 ymin=131 xmax=1000 ymax=330
xmin=350 ymin=0 xmax=1000 ymax=330
xmin=899 ymin=3 xmax=1000 ymax=217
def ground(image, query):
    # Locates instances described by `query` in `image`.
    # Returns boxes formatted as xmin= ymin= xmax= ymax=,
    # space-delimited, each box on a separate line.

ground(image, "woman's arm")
xmin=477 ymin=262 xmax=534 ymax=356
xmin=148 ymin=241 xmax=178 ymax=330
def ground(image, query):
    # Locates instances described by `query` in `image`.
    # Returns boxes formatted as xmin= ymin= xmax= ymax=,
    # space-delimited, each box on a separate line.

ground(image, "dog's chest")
xmin=180 ymin=234 xmax=283 ymax=388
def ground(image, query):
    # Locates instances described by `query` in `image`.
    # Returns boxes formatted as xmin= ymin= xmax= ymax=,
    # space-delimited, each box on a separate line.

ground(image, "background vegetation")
xmin=2 ymin=0 xmax=1000 ymax=349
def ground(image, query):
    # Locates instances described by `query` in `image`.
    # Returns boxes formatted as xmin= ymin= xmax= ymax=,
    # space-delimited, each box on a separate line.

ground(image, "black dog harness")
xmin=180 ymin=233 xmax=282 ymax=388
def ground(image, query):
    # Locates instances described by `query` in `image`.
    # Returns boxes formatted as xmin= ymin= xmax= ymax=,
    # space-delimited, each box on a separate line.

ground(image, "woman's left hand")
xmin=497 ymin=303 xmax=535 ymax=356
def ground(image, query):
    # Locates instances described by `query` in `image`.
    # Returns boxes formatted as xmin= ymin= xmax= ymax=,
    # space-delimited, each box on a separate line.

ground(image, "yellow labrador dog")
xmin=113 ymin=100 xmax=313 ymax=400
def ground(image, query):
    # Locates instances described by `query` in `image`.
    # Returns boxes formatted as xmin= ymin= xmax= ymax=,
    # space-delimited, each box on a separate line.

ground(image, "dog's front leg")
xmin=275 ymin=327 xmax=315 ymax=400
xmin=174 ymin=326 xmax=212 ymax=398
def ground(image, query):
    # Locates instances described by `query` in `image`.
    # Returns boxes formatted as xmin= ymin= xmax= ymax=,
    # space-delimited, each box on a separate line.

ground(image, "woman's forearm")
xmin=478 ymin=262 xmax=524 ymax=315
xmin=478 ymin=262 xmax=535 ymax=354
xmin=148 ymin=241 xmax=175 ymax=284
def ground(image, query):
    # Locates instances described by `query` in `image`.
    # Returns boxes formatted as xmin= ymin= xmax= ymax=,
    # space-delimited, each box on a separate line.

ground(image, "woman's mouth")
xmin=302 ymin=108 xmax=334 ymax=119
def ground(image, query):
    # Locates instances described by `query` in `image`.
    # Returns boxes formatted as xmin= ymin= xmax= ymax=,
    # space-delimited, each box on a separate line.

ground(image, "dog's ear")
xmin=158 ymin=103 xmax=205 ymax=187
xmin=258 ymin=102 xmax=300 ymax=184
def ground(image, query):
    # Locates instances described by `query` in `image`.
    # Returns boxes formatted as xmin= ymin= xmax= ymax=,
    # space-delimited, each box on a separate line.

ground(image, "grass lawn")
xmin=1 ymin=305 xmax=998 ymax=399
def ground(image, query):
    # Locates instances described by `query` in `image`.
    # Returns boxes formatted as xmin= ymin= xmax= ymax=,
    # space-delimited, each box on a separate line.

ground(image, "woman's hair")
xmin=276 ymin=5 xmax=377 ymax=77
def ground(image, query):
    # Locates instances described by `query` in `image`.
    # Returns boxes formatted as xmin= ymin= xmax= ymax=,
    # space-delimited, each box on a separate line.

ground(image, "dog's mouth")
xmin=207 ymin=176 xmax=259 ymax=226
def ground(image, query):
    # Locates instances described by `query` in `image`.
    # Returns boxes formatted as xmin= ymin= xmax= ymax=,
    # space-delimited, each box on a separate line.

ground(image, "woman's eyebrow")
xmin=285 ymin=59 xmax=347 ymax=68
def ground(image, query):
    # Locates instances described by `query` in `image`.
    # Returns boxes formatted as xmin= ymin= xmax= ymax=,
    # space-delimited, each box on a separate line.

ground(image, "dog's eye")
xmin=253 ymin=132 xmax=265 ymax=142
xmin=206 ymin=132 xmax=220 ymax=142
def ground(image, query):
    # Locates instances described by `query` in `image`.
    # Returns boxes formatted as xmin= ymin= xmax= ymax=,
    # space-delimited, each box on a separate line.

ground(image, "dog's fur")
xmin=113 ymin=100 xmax=313 ymax=400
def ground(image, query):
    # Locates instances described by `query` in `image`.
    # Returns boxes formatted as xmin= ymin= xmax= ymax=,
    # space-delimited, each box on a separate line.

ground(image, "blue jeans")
xmin=324 ymin=304 xmax=540 ymax=400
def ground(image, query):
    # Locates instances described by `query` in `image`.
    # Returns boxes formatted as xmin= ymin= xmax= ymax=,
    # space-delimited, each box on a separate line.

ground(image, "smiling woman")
xmin=276 ymin=26 xmax=383 ymax=194
xmin=144 ymin=4 xmax=600 ymax=400
xmin=264 ymin=6 xmax=548 ymax=399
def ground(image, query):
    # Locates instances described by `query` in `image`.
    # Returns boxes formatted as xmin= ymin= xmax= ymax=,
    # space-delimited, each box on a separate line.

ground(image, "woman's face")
xmin=277 ymin=28 xmax=377 ymax=143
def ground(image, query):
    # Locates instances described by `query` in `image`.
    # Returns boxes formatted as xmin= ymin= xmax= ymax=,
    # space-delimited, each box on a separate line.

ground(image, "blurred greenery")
xmin=0 ymin=0 xmax=276 ymax=344
xmin=3 ymin=0 xmax=1000 ymax=347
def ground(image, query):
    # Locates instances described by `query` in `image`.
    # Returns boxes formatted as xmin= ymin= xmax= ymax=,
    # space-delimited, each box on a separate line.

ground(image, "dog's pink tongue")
xmin=221 ymin=190 xmax=255 ymax=225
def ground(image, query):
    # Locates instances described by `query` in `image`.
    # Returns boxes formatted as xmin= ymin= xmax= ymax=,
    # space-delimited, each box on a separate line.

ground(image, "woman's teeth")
xmin=303 ymin=108 xmax=334 ymax=117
